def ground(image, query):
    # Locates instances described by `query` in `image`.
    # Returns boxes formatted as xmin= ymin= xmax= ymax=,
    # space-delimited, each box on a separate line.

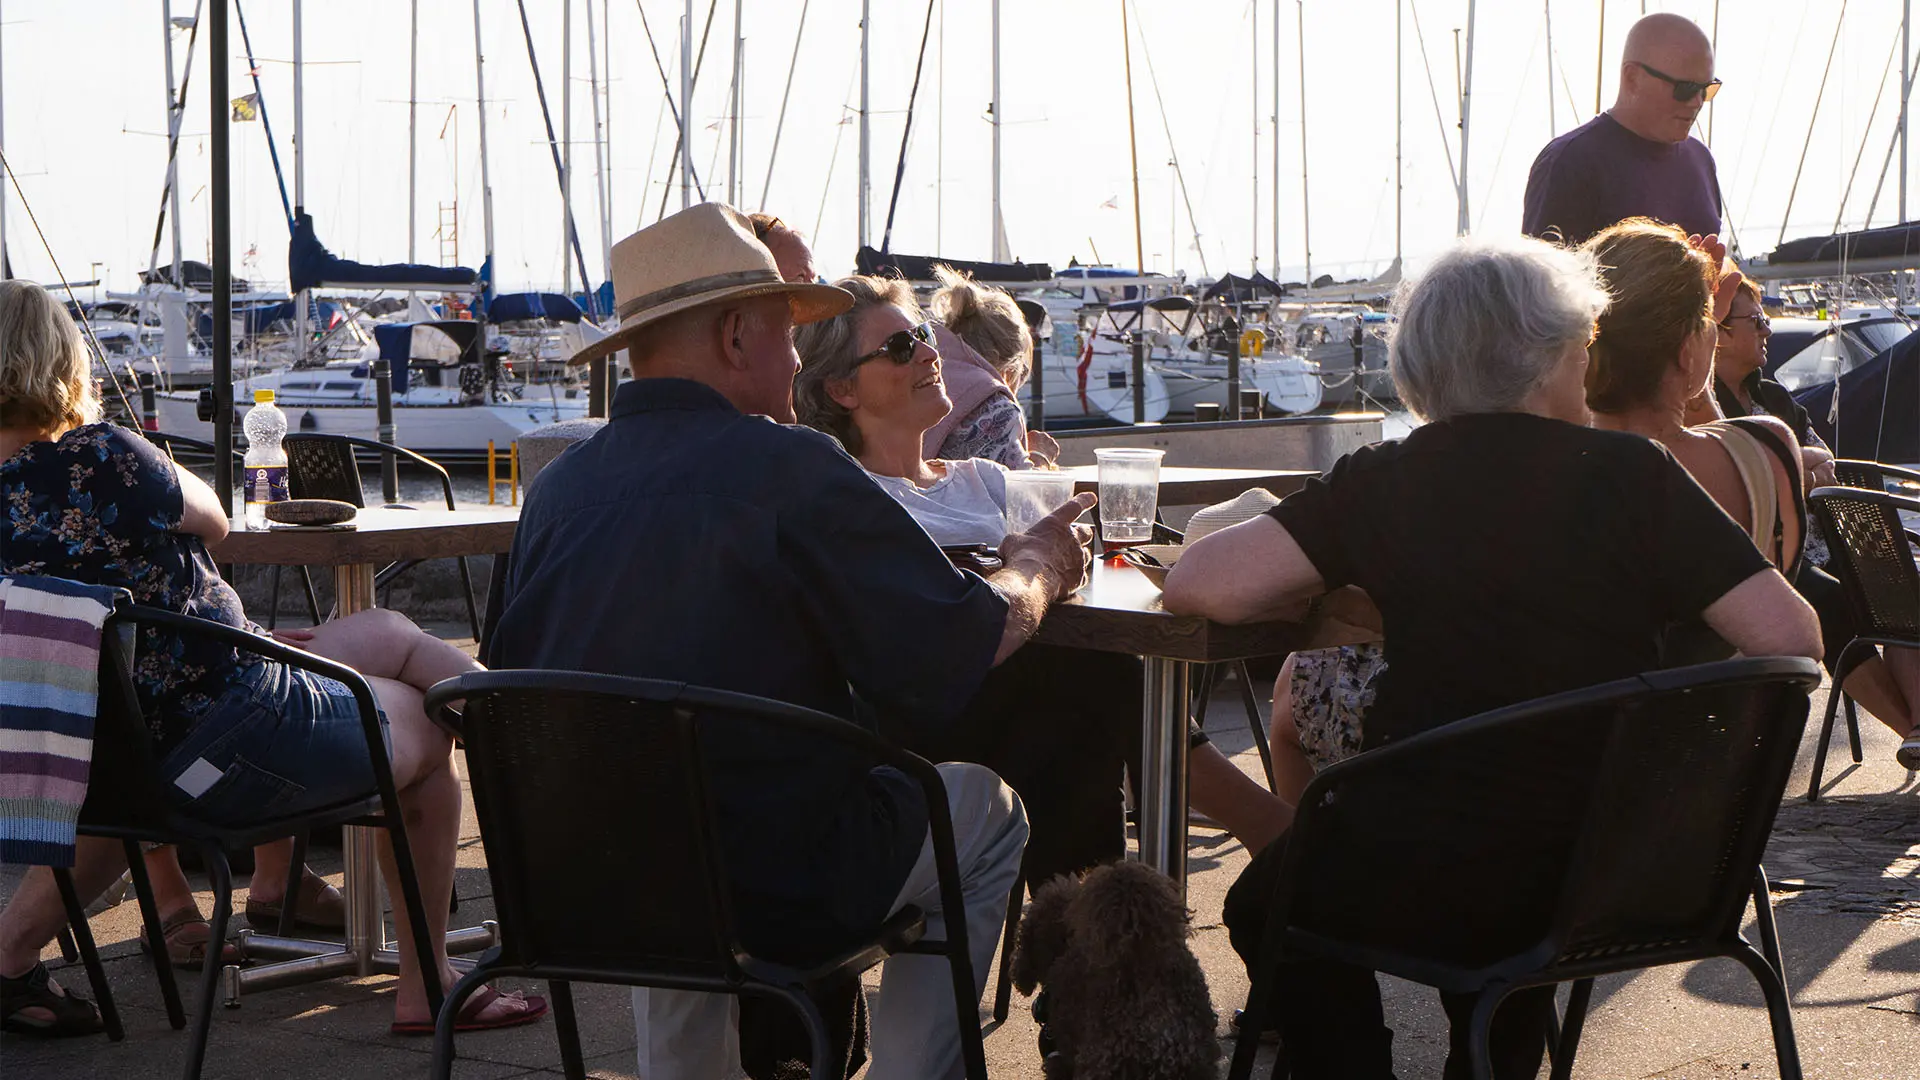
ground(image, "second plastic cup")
xmin=1094 ymin=447 xmax=1165 ymax=545
xmin=1002 ymin=470 xmax=1079 ymax=535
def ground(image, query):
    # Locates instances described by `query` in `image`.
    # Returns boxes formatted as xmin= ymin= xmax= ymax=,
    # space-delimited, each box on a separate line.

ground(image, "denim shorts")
xmin=157 ymin=661 xmax=392 ymax=828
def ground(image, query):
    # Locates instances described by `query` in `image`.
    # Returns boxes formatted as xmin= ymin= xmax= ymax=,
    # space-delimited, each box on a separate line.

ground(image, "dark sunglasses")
xmin=1634 ymin=61 xmax=1722 ymax=103
xmin=856 ymin=321 xmax=938 ymax=365
xmin=1718 ymin=312 xmax=1770 ymax=333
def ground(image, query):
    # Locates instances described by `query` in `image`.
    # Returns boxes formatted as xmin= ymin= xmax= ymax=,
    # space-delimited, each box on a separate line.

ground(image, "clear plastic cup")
xmin=1095 ymin=447 xmax=1165 ymax=545
xmin=1003 ymin=470 xmax=1079 ymax=535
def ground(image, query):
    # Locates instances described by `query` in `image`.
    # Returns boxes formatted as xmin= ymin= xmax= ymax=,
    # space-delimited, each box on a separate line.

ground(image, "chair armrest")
xmin=315 ymin=434 xmax=460 ymax=509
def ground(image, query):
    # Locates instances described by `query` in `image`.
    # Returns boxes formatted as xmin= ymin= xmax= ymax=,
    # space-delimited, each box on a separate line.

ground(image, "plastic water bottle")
xmin=242 ymin=389 xmax=289 ymax=530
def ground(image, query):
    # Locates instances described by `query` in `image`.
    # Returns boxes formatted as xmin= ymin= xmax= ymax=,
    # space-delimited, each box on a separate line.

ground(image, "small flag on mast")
xmin=230 ymin=94 xmax=260 ymax=122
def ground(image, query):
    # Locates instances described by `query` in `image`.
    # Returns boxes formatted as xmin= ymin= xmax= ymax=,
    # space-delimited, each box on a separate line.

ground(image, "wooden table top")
xmin=210 ymin=507 xmax=520 ymax=566
xmin=1061 ymin=465 xmax=1314 ymax=506
xmin=1032 ymin=554 xmax=1307 ymax=663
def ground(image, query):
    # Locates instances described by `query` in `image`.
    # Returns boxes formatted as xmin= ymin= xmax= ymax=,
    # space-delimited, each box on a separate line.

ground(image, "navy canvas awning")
xmin=290 ymin=212 xmax=479 ymax=294
xmin=1202 ymin=272 xmax=1285 ymax=304
xmin=854 ymin=246 xmax=1053 ymax=284
xmin=487 ymin=291 xmax=584 ymax=324
xmin=371 ymin=320 xmax=482 ymax=396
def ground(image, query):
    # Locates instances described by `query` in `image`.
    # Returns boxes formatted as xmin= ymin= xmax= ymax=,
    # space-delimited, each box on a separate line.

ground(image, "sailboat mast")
xmin=585 ymin=0 xmax=613 ymax=283
xmin=563 ymin=0 xmax=573 ymax=295
xmin=1251 ymin=2 xmax=1258 ymax=275
xmin=293 ymin=0 xmax=306 ymax=361
xmin=409 ymin=0 xmax=419 ymax=264
xmin=859 ymin=0 xmax=871 ymax=247
xmin=1594 ymin=1 xmax=1605 ymax=116
xmin=681 ymin=1 xmax=693 ymax=210
xmin=1298 ymin=0 xmax=1311 ymax=282
xmin=1272 ymin=0 xmax=1280 ymax=280
xmin=162 ymin=1 xmax=185 ymax=288
xmin=992 ymin=0 xmax=1008 ymax=261
xmin=729 ymin=0 xmax=743 ymax=207
xmin=1457 ymin=0 xmax=1476 ymax=236
xmin=1395 ymin=0 xmax=1402 ymax=267
xmin=1903 ymin=0 xmax=1911 ymax=303
xmin=473 ymin=0 xmax=497 ymax=268
xmin=1120 ymin=0 xmax=1145 ymax=276
xmin=1544 ymin=1 xmax=1555 ymax=137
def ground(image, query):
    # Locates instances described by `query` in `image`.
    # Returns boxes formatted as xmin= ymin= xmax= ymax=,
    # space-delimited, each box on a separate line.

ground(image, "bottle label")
xmin=244 ymin=465 xmax=289 ymax=505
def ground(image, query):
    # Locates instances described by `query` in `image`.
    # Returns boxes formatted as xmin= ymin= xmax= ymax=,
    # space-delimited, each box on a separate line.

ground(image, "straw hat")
xmin=568 ymin=202 xmax=852 ymax=365
xmin=1182 ymin=487 xmax=1282 ymax=543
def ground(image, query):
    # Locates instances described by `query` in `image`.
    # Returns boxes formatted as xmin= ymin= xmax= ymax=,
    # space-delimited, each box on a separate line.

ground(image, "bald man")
xmin=1523 ymin=13 xmax=1722 ymax=245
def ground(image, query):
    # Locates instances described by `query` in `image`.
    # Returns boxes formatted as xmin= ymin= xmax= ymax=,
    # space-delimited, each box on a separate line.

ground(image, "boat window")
xmin=321 ymin=382 xmax=361 ymax=391
xmin=280 ymin=381 xmax=318 ymax=391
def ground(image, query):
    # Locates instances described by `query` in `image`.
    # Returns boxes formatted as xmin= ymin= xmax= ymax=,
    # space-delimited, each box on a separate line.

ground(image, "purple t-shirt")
xmin=1522 ymin=112 xmax=1722 ymax=245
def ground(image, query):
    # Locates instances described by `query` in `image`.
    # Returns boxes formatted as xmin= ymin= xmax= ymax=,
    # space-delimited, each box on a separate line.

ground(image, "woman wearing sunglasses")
xmin=793 ymin=275 xmax=1292 ymax=895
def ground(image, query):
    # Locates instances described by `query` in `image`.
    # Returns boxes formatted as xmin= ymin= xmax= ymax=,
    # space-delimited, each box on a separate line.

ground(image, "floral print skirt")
xmin=1287 ymin=642 xmax=1387 ymax=772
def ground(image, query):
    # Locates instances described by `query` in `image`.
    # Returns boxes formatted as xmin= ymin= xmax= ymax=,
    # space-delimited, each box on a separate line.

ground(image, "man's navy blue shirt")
xmin=491 ymin=378 xmax=1007 ymax=956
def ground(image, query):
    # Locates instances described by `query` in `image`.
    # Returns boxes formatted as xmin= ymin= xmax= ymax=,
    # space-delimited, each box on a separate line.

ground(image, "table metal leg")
xmin=1137 ymin=657 xmax=1192 ymax=891
xmin=220 ymin=563 xmax=499 ymax=1005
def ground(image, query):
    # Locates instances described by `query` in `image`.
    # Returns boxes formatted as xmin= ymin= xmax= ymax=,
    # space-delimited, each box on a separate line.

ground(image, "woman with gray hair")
xmin=1162 ymin=234 xmax=1821 ymax=1079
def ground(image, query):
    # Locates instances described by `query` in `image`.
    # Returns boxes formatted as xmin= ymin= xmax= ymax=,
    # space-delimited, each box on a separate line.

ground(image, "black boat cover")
xmin=1768 ymin=221 xmax=1920 ymax=267
xmin=1201 ymin=272 xmax=1285 ymax=304
xmin=139 ymin=260 xmax=252 ymax=294
xmin=854 ymin=246 xmax=1053 ymax=283
xmin=1795 ymin=331 xmax=1919 ymax=464
xmin=290 ymin=212 xmax=478 ymax=294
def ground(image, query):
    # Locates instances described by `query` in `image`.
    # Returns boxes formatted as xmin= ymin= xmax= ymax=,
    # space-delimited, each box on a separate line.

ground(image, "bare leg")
xmin=0 ymin=837 xmax=126 ymax=978
xmin=289 ymin=608 xmax=481 ymax=692
xmin=365 ymin=676 xmax=533 ymax=1028
xmin=1189 ymin=744 xmax=1292 ymax=855
xmin=242 ymin=838 xmax=299 ymax=906
xmin=1267 ymin=655 xmax=1318 ymax=805
xmin=142 ymin=846 xmax=201 ymax=921
xmin=1840 ymin=653 xmax=1918 ymax=736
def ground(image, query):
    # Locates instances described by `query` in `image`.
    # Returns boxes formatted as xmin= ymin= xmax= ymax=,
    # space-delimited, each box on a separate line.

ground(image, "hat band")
xmin=616 ymin=268 xmax=786 ymax=322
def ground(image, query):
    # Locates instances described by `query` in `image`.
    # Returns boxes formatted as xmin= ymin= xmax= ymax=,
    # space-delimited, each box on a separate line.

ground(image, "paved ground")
xmin=5 ymin=643 xmax=1917 ymax=1079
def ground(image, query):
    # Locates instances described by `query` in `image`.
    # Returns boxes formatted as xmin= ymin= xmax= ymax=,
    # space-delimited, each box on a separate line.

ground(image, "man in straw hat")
xmin=490 ymin=203 xmax=1095 ymax=1079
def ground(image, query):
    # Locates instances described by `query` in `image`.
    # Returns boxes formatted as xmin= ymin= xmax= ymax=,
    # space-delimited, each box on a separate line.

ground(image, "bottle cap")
xmin=253 ymin=389 xmax=275 ymax=404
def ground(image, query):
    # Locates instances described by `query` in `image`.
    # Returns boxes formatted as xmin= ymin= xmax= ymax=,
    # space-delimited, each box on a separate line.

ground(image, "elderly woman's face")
xmin=830 ymin=303 xmax=949 ymax=441
xmin=1713 ymin=294 xmax=1770 ymax=381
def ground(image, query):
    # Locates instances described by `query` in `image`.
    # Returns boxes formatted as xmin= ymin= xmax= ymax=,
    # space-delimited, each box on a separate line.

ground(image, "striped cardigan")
xmin=0 ymin=575 xmax=123 ymax=868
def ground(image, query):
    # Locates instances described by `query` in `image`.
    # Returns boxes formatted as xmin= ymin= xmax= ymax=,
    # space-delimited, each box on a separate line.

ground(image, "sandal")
xmin=1898 ymin=729 xmax=1920 ymax=771
xmin=390 ymin=985 xmax=549 ymax=1037
xmin=139 ymin=909 xmax=245 ymax=971
xmin=245 ymin=868 xmax=346 ymax=933
xmin=0 ymin=962 xmax=104 ymax=1038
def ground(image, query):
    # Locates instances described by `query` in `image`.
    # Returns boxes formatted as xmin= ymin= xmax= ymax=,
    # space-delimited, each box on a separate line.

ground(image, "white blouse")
xmin=867 ymin=458 xmax=1011 ymax=548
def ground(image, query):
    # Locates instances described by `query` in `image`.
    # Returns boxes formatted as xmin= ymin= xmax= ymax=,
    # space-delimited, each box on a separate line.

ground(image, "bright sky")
xmin=2 ymin=0 xmax=1913 ymax=297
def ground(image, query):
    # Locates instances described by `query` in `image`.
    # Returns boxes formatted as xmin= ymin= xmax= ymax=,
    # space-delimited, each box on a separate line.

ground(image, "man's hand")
xmin=998 ymin=492 xmax=1095 ymax=601
xmin=1024 ymin=430 xmax=1061 ymax=469
xmin=1689 ymin=232 xmax=1745 ymax=324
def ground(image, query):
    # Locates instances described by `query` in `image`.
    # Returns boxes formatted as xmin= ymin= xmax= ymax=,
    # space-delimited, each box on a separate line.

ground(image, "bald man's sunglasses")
xmin=1635 ymin=61 xmax=1722 ymax=102
xmin=856 ymin=321 xmax=938 ymax=365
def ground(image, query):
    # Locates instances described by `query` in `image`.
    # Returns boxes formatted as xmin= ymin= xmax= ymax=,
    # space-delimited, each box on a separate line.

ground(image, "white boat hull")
xmin=156 ymin=392 xmax=590 ymax=462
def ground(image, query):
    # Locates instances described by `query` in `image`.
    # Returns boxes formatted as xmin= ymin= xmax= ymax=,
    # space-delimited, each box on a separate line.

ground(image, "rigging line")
xmin=147 ymin=0 xmax=204 ymax=277
xmin=633 ymin=0 xmax=706 ymax=223
xmin=1736 ymin=5 xmax=1811 ymax=235
xmin=1778 ymin=0 xmax=1850 ymax=248
xmin=1862 ymin=37 xmax=1920 ymax=227
xmin=1835 ymin=23 xmax=1903 ymax=234
xmin=652 ymin=0 xmax=722 ymax=221
xmin=233 ymin=0 xmax=293 ymax=229
xmin=758 ymin=0 xmax=810 ymax=213
xmin=1128 ymin=0 xmax=1208 ymax=278
xmin=1407 ymin=0 xmax=1459 ymax=192
xmin=812 ymin=69 xmax=862 ymax=244
xmin=877 ymin=0 xmax=938 ymax=254
xmin=0 ymin=149 xmax=136 ymax=421
xmin=1473 ymin=23 xmax=1543 ymax=234
xmin=1553 ymin=48 xmax=1585 ymax=127
xmin=513 ymin=0 xmax=596 ymax=314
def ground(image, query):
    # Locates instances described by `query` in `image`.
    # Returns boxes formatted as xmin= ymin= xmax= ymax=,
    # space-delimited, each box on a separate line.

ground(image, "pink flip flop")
xmin=390 ymin=985 xmax=548 ymax=1037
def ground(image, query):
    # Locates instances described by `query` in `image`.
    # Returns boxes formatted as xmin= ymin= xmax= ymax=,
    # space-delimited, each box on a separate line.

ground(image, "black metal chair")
xmin=1804 ymin=486 xmax=1920 ymax=800
xmin=421 ymin=670 xmax=991 ymax=1080
xmin=1227 ymin=657 xmax=1821 ymax=1080
xmin=281 ymin=433 xmax=482 ymax=639
xmin=1834 ymin=458 xmax=1920 ymax=495
xmin=50 ymin=604 xmax=443 ymax=1080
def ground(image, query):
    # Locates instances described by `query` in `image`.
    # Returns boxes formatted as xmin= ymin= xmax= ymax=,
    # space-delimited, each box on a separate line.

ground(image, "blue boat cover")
xmin=1795 ymin=331 xmax=1918 ymax=464
xmin=487 ymin=292 xmax=584 ymax=324
xmin=372 ymin=320 xmax=483 ymax=396
xmin=290 ymin=212 xmax=478 ymax=294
